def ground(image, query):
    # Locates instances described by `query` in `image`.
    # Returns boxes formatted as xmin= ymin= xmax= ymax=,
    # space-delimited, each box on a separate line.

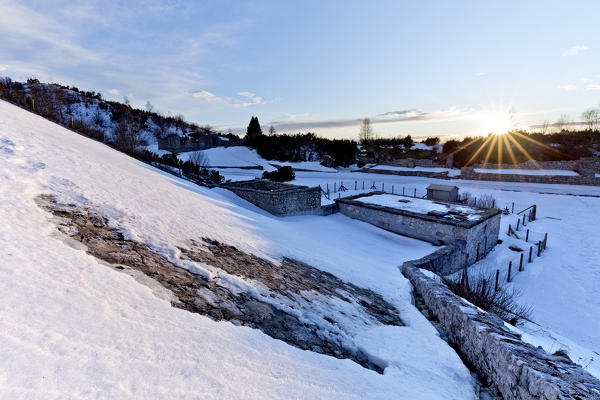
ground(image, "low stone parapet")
xmin=401 ymin=264 xmax=600 ymax=400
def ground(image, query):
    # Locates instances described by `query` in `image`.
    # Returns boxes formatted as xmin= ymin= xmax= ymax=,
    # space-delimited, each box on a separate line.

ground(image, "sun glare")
xmin=480 ymin=112 xmax=512 ymax=135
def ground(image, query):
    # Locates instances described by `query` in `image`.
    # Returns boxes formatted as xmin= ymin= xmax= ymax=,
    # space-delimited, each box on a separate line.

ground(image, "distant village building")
xmin=426 ymin=184 xmax=459 ymax=202
xmin=157 ymin=133 xmax=223 ymax=153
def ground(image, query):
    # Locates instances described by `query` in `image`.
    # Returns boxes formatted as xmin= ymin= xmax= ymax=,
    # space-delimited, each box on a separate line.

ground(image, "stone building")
xmin=336 ymin=192 xmax=501 ymax=274
xmin=220 ymin=179 xmax=323 ymax=216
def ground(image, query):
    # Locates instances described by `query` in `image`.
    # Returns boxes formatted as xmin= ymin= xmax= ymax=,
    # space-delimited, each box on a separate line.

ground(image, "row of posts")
xmin=496 ymin=234 xmax=548 ymax=291
xmin=323 ymin=181 xmax=419 ymax=199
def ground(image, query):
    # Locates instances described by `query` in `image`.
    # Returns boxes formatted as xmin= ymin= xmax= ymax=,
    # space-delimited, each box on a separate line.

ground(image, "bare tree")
xmin=358 ymin=117 xmax=374 ymax=142
xmin=539 ymin=120 xmax=550 ymax=135
xmin=145 ymin=101 xmax=154 ymax=113
xmin=582 ymin=108 xmax=600 ymax=131
xmin=268 ymin=125 xmax=276 ymax=135
xmin=555 ymin=113 xmax=571 ymax=132
xmin=188 ymin=151 xmax=208 ymax=168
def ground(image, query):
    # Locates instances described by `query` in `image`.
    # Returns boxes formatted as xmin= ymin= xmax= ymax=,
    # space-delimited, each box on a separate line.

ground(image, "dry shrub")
xmin=443 ymin=272 xmax=532 ymax=325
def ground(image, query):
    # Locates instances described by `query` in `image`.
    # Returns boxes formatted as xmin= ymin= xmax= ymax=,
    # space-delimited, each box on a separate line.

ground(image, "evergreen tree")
xmin=245 ymin=116 xmax=263 ymax=147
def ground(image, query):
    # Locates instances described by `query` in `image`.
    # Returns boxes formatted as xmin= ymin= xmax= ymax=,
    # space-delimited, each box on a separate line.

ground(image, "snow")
xmin=372 ymin=165 xmax=462 ymax=177
xmin=257 ymin=170 xmax=600 ymax=378
xmin=179 ymin=146 xmax=273 ymax=169
xmin=354 ymin=193 xmax=483 ymax=220
xmin=178 ymin=147 xmax=337 ymax=173
xmin=474 ymin=168 xmax=579 ymax=176
xmin=0 ymin=100 xmax=476 ymax=399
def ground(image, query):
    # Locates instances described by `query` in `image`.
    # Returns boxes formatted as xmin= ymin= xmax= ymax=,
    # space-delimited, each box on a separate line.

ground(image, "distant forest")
xmin=441 ymin=130 xmax=599 ymax=167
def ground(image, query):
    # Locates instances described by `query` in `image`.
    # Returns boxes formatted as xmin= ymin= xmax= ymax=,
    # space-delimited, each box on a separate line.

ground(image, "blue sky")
xmin=1 ymin=0 xmax=599 ymax=139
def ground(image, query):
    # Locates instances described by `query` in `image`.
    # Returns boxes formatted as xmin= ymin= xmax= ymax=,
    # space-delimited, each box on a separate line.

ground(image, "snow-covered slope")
xmin=0 ymin=100 xmax=476 ymax=399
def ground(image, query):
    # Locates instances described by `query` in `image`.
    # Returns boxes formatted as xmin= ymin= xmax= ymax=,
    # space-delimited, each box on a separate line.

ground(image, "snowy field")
xmin=178 ymin=147 xmax=337 ymax=172
xmin=0 ymin=100 xmax=478 ymax=399
xmin=474 ymin=168 xmax=579 ymax=176
xmin=217 ymin=163 xmax=600 ymax=379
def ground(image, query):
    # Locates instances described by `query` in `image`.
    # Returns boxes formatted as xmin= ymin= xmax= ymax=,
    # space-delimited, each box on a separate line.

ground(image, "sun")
xmin=480 ymin=111 xmax=512 ymax=135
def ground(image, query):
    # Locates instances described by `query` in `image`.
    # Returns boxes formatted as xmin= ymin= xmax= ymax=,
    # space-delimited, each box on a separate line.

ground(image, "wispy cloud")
xmin=585 ymin=84 xmax=600 ymax=91
xmin=558 ymin=84 xmax=577 ymax=91
xmin=191 ymin=90 xmax=265 ymax=107
xmin=0 ymin=0 xmax=254 ymax=116
xmin=0 ymin=64 xmax=7 ymax=71
xmin=108 ymin=88 xmax=120 ymax=95
xmin=269 ymin=108 xmax=467 ymax=131
xmin=562 ymin=45 xmax=588 ymax=57
xmin=192 ymin=90 xmax=225 ymax=104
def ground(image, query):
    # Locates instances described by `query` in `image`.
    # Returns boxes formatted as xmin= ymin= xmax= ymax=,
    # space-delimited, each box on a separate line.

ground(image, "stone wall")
xmin=336 ymin=194 xmax=501 ymax=274
xmin=401 ymin=265 xmax=600 ymax=400
xmin=221 ymin=180 xmax=322 ymax=216
xmin=386 ymin=158 xmax=435 ymax=168
xmin=459 ymin=167 xmax=600 ymax=186
xmin=471 ymin=157 xmax=600 ymax=179
xmin=357 ymin=168 xmax=450 ymax=179
xmin=473 ymin=159 xmax=578 ymax=171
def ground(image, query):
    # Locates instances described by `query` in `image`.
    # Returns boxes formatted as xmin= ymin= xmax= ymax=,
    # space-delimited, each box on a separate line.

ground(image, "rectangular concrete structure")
xmin=336 ymin=192 xmax=501 ymax=274
xmin=426 ymin=184 xmax=459 ymax=202
xmin=221 ymin=179 xmax=322 ymax=216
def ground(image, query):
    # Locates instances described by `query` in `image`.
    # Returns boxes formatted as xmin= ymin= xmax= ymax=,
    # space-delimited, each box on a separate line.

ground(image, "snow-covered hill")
xmin=0 ymin=100 xmax=477 ymax=398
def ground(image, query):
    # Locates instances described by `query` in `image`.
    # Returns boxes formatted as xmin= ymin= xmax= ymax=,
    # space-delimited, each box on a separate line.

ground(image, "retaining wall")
xmin=221 ymin=180 xmax=322 ymax=216
xmin=459 ymin=168 xmax=600 ymax=186
xmin=357 ymin=168 xmax=450 ymax=179
xmin=402 ymin=264 xmax=600 ymax=400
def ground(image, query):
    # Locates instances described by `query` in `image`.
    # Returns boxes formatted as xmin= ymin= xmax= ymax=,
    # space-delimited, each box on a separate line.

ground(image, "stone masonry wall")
xmin=336 ymin=197 xmax=501 ymax=274
xmin=459 ymin=168 xmax=600 ymax=186
xmin=473 ymin=159 xmax=578 ymax=171
xmin=222 ymin=181 xmax=322 ymax=216
xmin=357 ymin=168 xmax=450 ymax=179
xmin=402 ymin=264 xmax=600 ymax=400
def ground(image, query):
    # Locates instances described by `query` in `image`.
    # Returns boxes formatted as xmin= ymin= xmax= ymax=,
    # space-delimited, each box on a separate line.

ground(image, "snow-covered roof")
xmin=337 ymin=193 xmax=500 ymax=225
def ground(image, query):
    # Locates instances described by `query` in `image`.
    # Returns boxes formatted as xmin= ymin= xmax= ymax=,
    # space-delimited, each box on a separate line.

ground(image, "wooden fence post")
xmin=355 ymin=181 xmax=357 ymax=190
xmin=543 ymin=233 xmax=548 ymax=250
xmin=495 ymin=269 xmax=500 ymax=291
xmin=382 ymin=183 xmax=385 ymax=192
xmin=334 ymin=182 xmax=337 ymax=193
xmin=537 ymin=241 xmax=541 ymax=257
xmin=522 ymin=213 xmax=526 ymax=226
xmin=511 ymin=202 xmax=514 ymax=213
xmin=507 ymin=261 xmax=512 ymax=282
xmin=392 ymin=185 xmax=394 ymax=194
xmin=529 ymin=246 xmax=533 ymax=263
xmin=362 ymin=181 xmax=365 ymax=190
xmin=414 ymin=188 xmax=417 ymax=197
xmin=507 ymin=224 xmax=511 ymax=235
xmin=519 ymin=253 xmax=524 ymax=272
xmin=516 ymin=219 xmax=520 ymax=230
xmin=526 ymin=229 xmax=529 ymax=242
